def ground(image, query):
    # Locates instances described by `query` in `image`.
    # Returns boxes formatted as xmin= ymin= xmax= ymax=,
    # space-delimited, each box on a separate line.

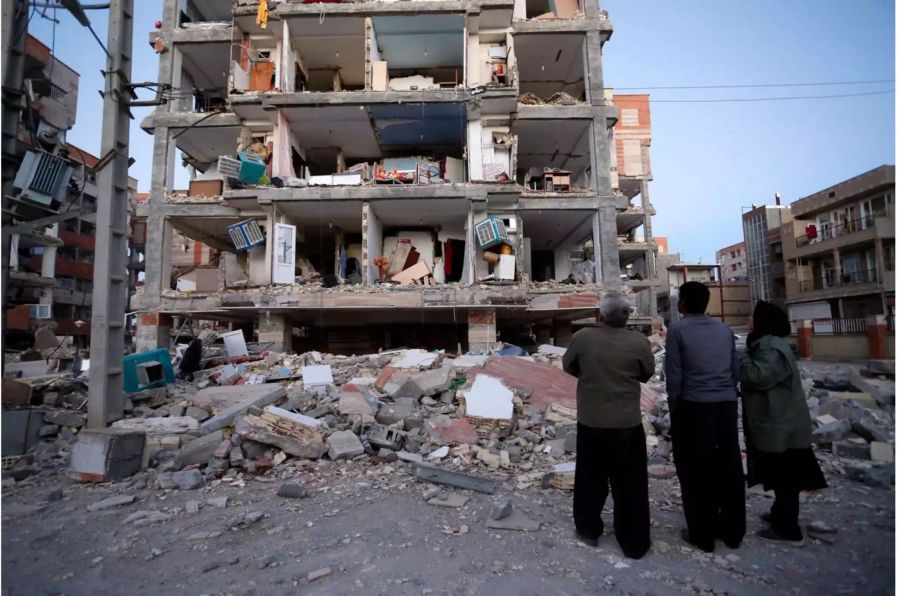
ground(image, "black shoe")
xmin=575 ymin=531 xmax=599 ymax=547
xmin=680 ymin=528 xmax=714 ymax=553
xmin=756 ymin=528 xmax=804 ymax=546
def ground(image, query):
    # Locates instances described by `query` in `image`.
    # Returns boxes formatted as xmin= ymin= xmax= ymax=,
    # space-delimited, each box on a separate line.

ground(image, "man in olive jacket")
xmin=563 ymin=292 xmax=655 ymax=559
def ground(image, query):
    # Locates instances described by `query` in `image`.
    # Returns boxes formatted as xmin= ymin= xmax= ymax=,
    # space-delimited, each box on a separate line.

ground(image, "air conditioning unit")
xmin=29 ymin=304 xmax=52 ymax=319
xmin=226 ymin=219 xmax=265 ymax=252
xmin=13 ymin=150 xmax=73 ymax=206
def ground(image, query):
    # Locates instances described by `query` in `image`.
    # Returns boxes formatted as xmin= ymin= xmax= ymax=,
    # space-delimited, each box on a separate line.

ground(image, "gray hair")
xmin=599 ymin=292 xmax=631 ymax=327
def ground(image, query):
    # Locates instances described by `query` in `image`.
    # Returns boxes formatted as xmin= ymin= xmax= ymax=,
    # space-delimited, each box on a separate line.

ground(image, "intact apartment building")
xmin=3 ymin=35 xmax=141 ymax=349
xmin=716 ymin=241 xmax=747 ymax=282
xmin=781 ymin=165 xmax=895 ymax=321
xmin=743 ymin=203 xmax=791 ymax=307
xmin=135 ymin=0 xmax=656 ymax=354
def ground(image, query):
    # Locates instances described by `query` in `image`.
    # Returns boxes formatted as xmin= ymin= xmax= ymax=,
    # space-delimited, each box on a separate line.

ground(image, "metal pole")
xmin=87 ymin=0 xmax=133 ymax=428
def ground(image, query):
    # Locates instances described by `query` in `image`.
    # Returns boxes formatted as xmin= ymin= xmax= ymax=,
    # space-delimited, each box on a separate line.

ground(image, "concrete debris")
xmin=308 ymin=567 xmax=333 ymax=582
xmin=86 ymin=495 xmax=137 ymax=512
xmin=485 ymin=507 xmax=541 ymax=531
xmin=327 ymin=430 xmax=365 ymax=460
xmin=427 ymin=492 xmax=470 ymax=508
xmin=490 ymin=496 xmax=513 ymax=520
xmin=157 ymin=469 xmax=204 ymax=490
xmin=415 ymin=462 xmax=497 ymax=494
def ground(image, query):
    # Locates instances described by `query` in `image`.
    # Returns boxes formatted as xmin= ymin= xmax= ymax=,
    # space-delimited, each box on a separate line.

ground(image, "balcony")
xmin=790 ymin=213 xmax=892 ymax=258
xmin=791 ymin=267 xmax=884 ymax=303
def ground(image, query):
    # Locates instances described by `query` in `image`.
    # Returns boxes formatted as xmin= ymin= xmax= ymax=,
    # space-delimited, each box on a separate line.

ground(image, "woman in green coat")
xmin=741 ymin=301 xmax=826 ymax=544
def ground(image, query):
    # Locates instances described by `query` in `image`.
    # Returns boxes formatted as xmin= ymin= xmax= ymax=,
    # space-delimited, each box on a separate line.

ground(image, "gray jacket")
xmin=665 ymin=314 xmax=739 ymax=409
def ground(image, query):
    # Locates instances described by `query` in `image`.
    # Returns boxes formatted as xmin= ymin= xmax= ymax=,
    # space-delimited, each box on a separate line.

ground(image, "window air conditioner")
xmin=13 ymin=150 xmax=73 ymax=206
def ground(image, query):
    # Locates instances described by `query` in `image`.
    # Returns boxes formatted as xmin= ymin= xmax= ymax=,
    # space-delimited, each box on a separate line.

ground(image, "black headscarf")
xmin=747 ymin=300 xmax=791 ymax=347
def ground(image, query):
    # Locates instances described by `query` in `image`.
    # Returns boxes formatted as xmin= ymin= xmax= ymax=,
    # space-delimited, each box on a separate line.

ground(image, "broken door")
xmin=272 ymin=223 xmax=297 ymax=284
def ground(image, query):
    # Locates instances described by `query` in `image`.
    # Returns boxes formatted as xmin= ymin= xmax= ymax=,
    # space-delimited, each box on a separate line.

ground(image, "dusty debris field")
xmin=2 ymin=457 xmax=893 ymax=596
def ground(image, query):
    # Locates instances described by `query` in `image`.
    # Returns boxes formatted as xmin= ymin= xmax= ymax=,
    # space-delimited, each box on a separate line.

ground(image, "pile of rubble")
xmin=2 ymin=336 xmax=893 ymax=502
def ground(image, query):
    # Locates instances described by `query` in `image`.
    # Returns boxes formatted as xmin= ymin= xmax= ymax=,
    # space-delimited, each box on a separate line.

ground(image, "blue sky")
xmin=28 ymin=1 xmax=895 ymax=263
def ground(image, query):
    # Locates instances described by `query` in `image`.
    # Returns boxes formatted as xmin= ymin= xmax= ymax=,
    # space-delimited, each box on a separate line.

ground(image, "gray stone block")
xmin=327 ymin=430 xmax=364 ymax=460
xmin=176 ymin=430 xmax=225 ymax=468
xmin=70 ymin=428 xmax=145 ymax=483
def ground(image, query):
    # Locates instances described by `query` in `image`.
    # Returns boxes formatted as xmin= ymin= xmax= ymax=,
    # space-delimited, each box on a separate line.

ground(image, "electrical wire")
xmin=611 ymin=78 xmax=895 ymax=91
xmin=645 ymin=89 xmax=894 ymax=103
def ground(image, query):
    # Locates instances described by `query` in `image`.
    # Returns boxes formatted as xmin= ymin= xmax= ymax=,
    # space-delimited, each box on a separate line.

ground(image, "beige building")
xmin=666 ymin=264 xmax=750 ymax=329
xmin=781 ymin=165 xmax=895 ymax=320
xmin=716 ymin=241 xmax=747 ymax=282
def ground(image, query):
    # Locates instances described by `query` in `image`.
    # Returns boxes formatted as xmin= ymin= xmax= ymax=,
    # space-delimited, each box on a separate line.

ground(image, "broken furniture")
xmin=543 ymin=169 xmax=571 ymax=191
xmin=391 ymin=261 xmax=435 ymax=285
xmin=123 ymin=349 xmax=175 ymax=394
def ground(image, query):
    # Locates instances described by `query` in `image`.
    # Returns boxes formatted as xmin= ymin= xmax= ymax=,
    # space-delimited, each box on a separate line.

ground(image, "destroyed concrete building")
xmin=134 ymin=0 xmax=660 ymax=354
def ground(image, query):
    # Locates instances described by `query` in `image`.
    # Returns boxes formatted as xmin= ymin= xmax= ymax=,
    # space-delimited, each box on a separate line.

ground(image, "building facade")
xmin=716 ymin=241 xmax=747 ymax=282
xmin=135 ymin=0 xmax=656 ymax=354
xmin=742 ymin=204 xmax=791 ymax=306
xmin=781 ymin=165 xmax=895 ymax=321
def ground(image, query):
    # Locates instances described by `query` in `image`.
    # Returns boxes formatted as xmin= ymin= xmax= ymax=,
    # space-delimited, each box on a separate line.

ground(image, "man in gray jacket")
xmin=563 ymin=292 xmax=654 ymax=559
xmin=666 ymin=281 xmax=745 ymax=553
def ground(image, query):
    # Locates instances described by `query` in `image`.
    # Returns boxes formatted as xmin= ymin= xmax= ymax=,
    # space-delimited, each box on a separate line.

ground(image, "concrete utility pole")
xmin=87 ymin=0 xmax=134 ymax=428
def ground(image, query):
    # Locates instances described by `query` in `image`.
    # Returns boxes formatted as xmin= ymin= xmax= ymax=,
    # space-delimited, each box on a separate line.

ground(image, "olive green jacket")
xmin=740 ymin=335 xmax=813 ymax=452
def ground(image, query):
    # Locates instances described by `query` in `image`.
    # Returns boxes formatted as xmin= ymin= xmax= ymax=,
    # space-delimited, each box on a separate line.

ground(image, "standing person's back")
xmin=665 ymin=282 xmax=745 ymax=553
xmin=563 ymin=292 xmax=654 ymax=559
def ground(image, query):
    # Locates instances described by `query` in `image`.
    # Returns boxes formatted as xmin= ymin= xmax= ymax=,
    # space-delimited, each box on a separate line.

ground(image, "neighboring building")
xmin=654 ymin=236 xmax=668 ymax=255
xmin=742 ymin=203 xmax=792 ymax=305
xmin=1 ymin=34 xmax=140 ymax=349
xmin=666 ymin=263 xmax=750 ymax=329
xmin=781 ymin=165 xmax=895 ymax=321
xmin=609 ymin=92 xmax=657 ymax=320
xmin=135 ymin=1 xmax=653 ymax=354
xmin=716 ymin=241 xmax=747 ymax=282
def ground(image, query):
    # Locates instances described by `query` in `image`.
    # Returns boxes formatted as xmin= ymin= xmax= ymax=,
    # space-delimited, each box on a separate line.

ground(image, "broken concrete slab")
xmin=338 ymin=383 xmax=378 ymax=417
xmin=176 ymin=430 xmax=225 ymax=468
xmin=463 ymin=374 xmax=514 ymax=420
xmin=833 ymin=438 xmax=871 ymax=460
xmin=208 ymin=496 xmax=229 ymax=508
xmin=327 ymin=430 xmax=365 ymax=460
xmin=424 ymin=415 xmax=479 ymax=445
xmin=391 ymin=349 xmax=440 ymax=369
xmin=375 ymin=402 xmax=415 ymax=426
xmin=829 ymin=391 xmax=878 ymax=410
xmin=44 ymin=410 xmax=86 ymax=428
xmin=199 ymin=385 xmax=287 ymax=433
xmin=851 ymin=417 xmax=892 ymax=443
xmin=450 ymin=354 xmax=488 ymax=369
xmin=471 ymin=356 xmax=577 ymax=411
xmin=811 ymin=419 xmax=851 ymax=444
xmin=112 ymin=416 xmax=200 ymax=435
xmin=485 ymin=507 xmax=541 ymax=531
xmin=302 ymin=365 xmax=334 ymax=390
xmin=415 ymin=462 xmax=497 ymax=494
xmin=157 ymin=468 xmax=203 ymax=490
xmin=848 ymin=370 xmax=894 ymax=406
xmin=397 ymin=451 xmax=423 ymax=463
xmin=870 ymin=441 xmax=894 ymax=463
xmin=87 ymin=495 xmax=137 ymax=512
xmin=185 ymin=406 xmax=210 ymax=422
xmin=428 ymin=493 xmax=470 ymax=508
xmin=70 ymin=428 xmax=145 ymax=483
xmin=412 ymin=365 xmax=454 ymax=396
xmin=235 ymin=411 xmax=327 ymax=460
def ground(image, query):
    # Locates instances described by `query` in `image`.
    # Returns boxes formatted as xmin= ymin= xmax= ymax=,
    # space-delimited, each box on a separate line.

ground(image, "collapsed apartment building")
xmin=134 ymin=0 xmax=659 ymax=355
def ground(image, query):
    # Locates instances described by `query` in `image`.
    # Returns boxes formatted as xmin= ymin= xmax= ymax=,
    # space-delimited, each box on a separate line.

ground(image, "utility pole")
xmin=87 ymin=0 xmax=134 ymax=428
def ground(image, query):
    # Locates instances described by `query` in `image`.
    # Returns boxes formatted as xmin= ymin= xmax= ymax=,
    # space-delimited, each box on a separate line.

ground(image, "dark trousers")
xmin=671 ymin=400 xmax=746 ymax=550
xmin=573 ymin=423 xmax=650 ymax=559
xmin=770 ymin=488 xmax=802 ymax=539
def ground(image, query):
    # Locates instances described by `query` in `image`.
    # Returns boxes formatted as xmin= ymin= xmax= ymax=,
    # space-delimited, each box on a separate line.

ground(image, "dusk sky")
xmin=28 ymin=0 xmax=895 ymax=263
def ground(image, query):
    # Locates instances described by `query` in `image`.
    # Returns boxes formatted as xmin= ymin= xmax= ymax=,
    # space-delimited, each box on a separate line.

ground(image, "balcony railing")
xmin=809 ymin=317 xmax=867 ymax=335
xmin=795 ymin=213 xmax=886 ymax=247
xmin=798 ymin=268 xmax=879 ymax=293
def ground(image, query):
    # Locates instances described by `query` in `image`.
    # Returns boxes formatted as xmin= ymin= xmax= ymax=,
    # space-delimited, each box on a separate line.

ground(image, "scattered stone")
xmin=87 ymin=495 xmax=137 ymax=512
xmin=485 ymin=508 xmax=541 ymax=531
xmin=157 ymin=469 xmax=203 ymax=490
xmin=490 ymin=497 xmax=513 ymax=521
xmin=397 ymin=451 xmax=423 ymax=464
xmin=377 ymin=448 xmax=398 ymax=462
xmin=185 ymin=500 xmax=200 ymax=514
xmin=427 ymin=493 xmax=469 ymax=508
xmin=807 ymin=520 xmax=838 ymax=535
xmin=176 ymin=430 xmax=225 ymax=468
xmin=327 ymin=430 xmax=365 ymax=460
xmin=276 ymin=484 xmax=310 ymax=499
xmin=243 ymin=511 xmax=264 ymax=525
xmin=46 ymin=489 xmax=64 ymax=502
xmin=125 ymin=510 xmax=172 ymax=526
xmin=185 ymin=406 xmax=210 ymax=422
xmin=257 ymin=554 xmax=276 ymax=570
xmin=648 ymin=464 xmax=677 ymax=479
xmin=308 ymin=567 xmax=332 ymax=582
xmin=811 ymin=419 xmax=851 ymax=444
xmin=851 ymin=418 xmax=892 ymax=443
xmin=207 ymin=496 xmax=228 ymax=508
xmin=870 ymin=442 xmax=894 ymax=463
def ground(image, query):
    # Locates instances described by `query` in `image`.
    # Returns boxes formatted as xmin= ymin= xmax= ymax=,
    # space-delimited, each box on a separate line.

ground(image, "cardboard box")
xmin=372 ymin=61 xmax=388 ymax=91
xmin=188 ymin=178 xmax=223 ymax=198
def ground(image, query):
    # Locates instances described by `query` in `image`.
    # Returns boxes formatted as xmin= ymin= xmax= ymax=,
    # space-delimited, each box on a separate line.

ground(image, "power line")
xmin=611 ymin=78 xmax=895 ymax=91
xmin=646 ymin=89 xmax=894 ymax=103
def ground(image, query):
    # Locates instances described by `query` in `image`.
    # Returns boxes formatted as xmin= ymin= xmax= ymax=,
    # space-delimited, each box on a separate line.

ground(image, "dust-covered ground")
xmin=2 ymin=451 xmax=894 ymax=596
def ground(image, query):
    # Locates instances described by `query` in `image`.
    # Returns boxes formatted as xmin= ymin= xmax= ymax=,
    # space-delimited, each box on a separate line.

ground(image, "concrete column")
xmin=468 ymin=309 xmax=496 ymax=353
xmin=797 ymin=319 xmax=813 ymax=358
xmin=258 ymin=312 xmax=292 ymax=353
xmin=832 ymin=247 xmax=842 ymax=286
xmin=597 ymin=202 xmax=620 ymax=286
xmin=136 ymin=312 xmax=173 ymax=353
xmin=583 ymin=31 xmax=605 ymax=106
xmin=875 ymin=240 xmax=885 ymax=283
xmin=866 ymin=314 xmax=887 ymax=359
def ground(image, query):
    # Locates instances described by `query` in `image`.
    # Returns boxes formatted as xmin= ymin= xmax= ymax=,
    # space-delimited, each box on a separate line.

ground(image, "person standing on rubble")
xmin=741 ymin=301 xmax=826 ymax=545
xmin=563 ymin=291 xmax=654 ymax=559
xmin=666 ymin=281 xmax=745 ymax=553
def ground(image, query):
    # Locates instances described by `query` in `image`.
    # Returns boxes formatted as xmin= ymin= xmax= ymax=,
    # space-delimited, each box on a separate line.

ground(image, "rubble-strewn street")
xmin=2 ymin=340 xmax=895 ymax=594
